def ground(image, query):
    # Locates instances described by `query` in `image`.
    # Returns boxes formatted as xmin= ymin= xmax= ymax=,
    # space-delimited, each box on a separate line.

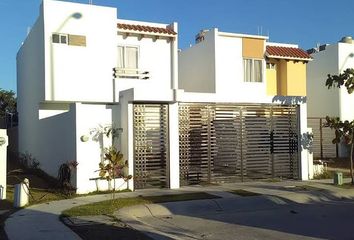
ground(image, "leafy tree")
xmin=0 ymin=88 xmax=17 ymax=117
xmin=324 ymin=68 xmax=354 ymax=184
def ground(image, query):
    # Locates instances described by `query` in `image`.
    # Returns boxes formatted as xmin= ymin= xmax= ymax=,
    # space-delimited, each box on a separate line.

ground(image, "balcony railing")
xmin=113 ymin=68 xmax=150 ymax=80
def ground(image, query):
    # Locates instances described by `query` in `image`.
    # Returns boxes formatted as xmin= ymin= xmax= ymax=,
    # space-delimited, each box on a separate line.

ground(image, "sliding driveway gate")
xmin=133 ymin=104 xmax=169 ymax=189
xmin=179 ymin=103 xmax=299 ymax=185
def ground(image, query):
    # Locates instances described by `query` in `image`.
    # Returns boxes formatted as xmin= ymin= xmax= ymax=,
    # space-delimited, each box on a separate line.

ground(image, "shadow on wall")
xmin=301 ymin=132 xmax=313 ymax=154
xmin=272 ymin=96 xmax=306 ymax=105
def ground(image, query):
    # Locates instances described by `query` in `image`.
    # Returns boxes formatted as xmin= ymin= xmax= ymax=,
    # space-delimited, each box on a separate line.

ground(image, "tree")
xmin=0 ymin=88 xmax=16 ymax=117
xmin=324 ymin=68 xmax=354 ymax=184
xmin=0 ymin=88 xmax=17 ymax=128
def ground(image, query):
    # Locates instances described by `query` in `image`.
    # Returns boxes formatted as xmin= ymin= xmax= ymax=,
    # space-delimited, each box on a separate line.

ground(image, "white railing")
xmin=113 ymin=68 xmax=150 ymax=80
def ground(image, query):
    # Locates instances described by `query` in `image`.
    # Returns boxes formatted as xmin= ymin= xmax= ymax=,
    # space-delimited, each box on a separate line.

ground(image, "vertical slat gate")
xmin=179 ymin=104 xmax=210 ymax=185
xmin=212 ymin=105 xmax=242 ymax=182
xmin=272 ymin=106 xmax=299 ymax=179
xmin=179 ymin=103 xmax=299 ymax=185
xmin=308 ymin=118 xmax=337 ymax=159
xmin=134 ymin=104 xmax=169 ymax=189
xmin=242 ymin=106 xmax=272 ymax=180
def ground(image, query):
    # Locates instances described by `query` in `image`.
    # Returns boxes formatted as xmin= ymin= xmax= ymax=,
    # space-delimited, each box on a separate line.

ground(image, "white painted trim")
xmin=266 ymin=42 xmax=298 ymax=48
xmin=218 ymin=31 xmax=268 ymax=40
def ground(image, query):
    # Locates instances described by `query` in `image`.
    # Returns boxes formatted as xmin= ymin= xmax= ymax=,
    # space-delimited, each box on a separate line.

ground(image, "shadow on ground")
xmin=5 ymin=183 xmax=354 ymax=240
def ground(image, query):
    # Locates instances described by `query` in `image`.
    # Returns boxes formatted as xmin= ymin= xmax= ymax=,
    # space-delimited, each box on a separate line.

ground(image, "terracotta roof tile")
xmin=266 ymin=46 xmax=312 ymax=60
xmin=117 ymin=23 xmax=176 ymax=35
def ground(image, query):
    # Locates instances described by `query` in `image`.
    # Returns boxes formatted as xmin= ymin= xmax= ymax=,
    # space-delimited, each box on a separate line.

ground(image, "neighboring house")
xmin=18 ymin=0 xmax=313 ymax=193
xmin=179 ymin=29 xmax=312 ymax=184
xmin=307 ymin=36 xmax=354 ymax=158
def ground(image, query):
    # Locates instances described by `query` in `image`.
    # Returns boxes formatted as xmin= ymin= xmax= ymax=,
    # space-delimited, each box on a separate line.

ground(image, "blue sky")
xmin=1 ymin=0 xmax=354 ymax=93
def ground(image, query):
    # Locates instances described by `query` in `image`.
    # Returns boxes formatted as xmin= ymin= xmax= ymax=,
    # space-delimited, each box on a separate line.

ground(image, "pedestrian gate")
xmin=179 ymin=103 xmax=299 ymax=185
xmin=133 ymin=104 xmax=169 ymax=189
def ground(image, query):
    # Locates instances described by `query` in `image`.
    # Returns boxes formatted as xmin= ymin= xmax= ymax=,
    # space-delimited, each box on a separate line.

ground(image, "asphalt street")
xmin=117 ymin=197 xmax=354 ymax=240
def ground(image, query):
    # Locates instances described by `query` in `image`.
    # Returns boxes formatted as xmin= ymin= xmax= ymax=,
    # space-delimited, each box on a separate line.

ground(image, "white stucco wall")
xmin=114 ymin=22 xmax=175 ymax=98
xmin=178 ymin=30 xmax=216 ymax=93
xmin=0 ymin=130 xmax=8 ymax=199
xmin=215 ymin=32 xmax=267 ymax=99
xmin=307 ymin=44 xmax=340 ymax=118
xmin=37 ymin=105 xmax=77 ymax=177
xmin=179 ymin=29 xmax=267 ymax=99
xmin=337 ymin=42 xmax=354 ymax=121
xmin=75 ymin=103 xmax=124 ymax=194
xmin=42 ymin=0 xmax=117 ymax=102
xmin=17 ymin=14 xmax=45 ymax=160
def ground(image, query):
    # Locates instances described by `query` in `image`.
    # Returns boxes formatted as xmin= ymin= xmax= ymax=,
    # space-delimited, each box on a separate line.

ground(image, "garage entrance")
xmin=179 ymin=103 xmax=299 ymax=185
xmin=133 ymin=104 xmax=169 ymax=189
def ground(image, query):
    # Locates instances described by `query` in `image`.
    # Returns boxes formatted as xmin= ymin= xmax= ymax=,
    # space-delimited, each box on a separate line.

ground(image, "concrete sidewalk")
xmin=5 ymin=179 xmax=354 ymax=240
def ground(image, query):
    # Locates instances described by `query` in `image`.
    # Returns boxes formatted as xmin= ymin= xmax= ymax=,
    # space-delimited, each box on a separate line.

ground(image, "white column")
xmin=307 ymin=127 xmax=314 ymax=179
xmin=168 ymin=103 xmax=180 ymax=189
xmin=299 ymin=102 xmax=309 ymax=180
xmin=0 ymin=129 xmax=8 ymax=199
xmin=127 ymin=103 xmax=134 ymax=190
xmin=169 ymin=22 xmax=178 ymax=90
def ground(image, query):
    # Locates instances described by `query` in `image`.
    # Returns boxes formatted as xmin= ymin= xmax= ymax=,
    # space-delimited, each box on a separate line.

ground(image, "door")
xmin=133 ymin=104 xmax=169 ymax=189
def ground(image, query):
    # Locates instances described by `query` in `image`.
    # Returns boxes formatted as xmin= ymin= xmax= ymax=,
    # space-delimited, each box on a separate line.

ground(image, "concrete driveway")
xmin=116 ymin=187 xmax=354 ymax=240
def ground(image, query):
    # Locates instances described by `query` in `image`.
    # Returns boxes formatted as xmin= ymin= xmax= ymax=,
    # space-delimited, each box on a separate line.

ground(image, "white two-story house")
xmin=17 ymin=0 xmax=179 ymax=193
xmin=17 ymin=0 xmax=313 ymax=193
xmin=307 ymin=37 xmax=354 ymax=159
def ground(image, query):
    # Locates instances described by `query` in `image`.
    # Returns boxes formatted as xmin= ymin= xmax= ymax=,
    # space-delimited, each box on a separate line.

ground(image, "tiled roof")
xmin=266 ymin=46 xmax=312 ymax=61
xmin=117 ymin=23 xmax=176 ymax=35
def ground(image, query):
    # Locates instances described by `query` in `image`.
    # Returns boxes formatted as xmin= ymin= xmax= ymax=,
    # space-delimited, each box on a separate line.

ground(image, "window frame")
xmin=52 ymin=33 xmax=68 ymax=44
xmin=118 ymin=45 xmax=140 ymax=70
xmin=243 ymin=58 xmax=264 ymax=83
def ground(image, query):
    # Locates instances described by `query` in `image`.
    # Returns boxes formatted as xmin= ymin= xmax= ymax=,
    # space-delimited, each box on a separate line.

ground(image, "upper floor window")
xmin=244 ymin=58 xmax=263 ymax=82
xmin=118 ymin=46 xmax=139 ymax=71
xmin=52 ymin=33 xmax=68 ymax=44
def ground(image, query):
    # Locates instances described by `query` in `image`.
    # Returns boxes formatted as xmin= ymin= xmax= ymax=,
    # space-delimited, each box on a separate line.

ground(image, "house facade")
xmin=178 ymin=29 xmax=312 ymax=185
xmin=307 ymin=37 xmax=354 ymax=158
xmin=17 ymin=0 xmax=312 ymax=193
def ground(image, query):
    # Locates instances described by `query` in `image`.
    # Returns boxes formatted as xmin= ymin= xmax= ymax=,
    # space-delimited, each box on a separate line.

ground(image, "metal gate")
xmin=179 ymin=103 xmax=299 ymax=185
xmin=308 ymin=118 xmax=337 ymax=159
xmin=133 ymin=104 xmax=169 ymax=189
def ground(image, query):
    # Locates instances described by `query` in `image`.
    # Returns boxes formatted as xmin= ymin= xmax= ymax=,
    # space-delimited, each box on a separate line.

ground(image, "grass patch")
xmin=313 ymin=171 xmax=334 ymax=179
xmin=1 ymin=185 xmax=132 ymax=211
xmin=141 ymin=192 xmax=219 ymax=203
xmin=1 ymin=186 xmax=76 ymax=211
xmin=229 ymin=189 xmax=262 ymax=197
xmin=62 ymin=197 xmax=150 ymax=217
xmin=333 ymin=183 xmax=354 ymax=189
xmin=62 ymin=192 xmax=219 ymax=217
xmin=283 ymin=185 xmax=322 ymax=191
xmin=314 ymin=170 xmax=352 ymax=180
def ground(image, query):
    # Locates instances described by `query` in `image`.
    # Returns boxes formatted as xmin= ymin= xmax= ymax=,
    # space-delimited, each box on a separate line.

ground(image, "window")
xmin=52 ymin=33 xmax=68 ymax=44
xmin=243 ymin=58 xmax=263 ymax=82
xmin=118 ymin=46 xmax=139 ymax=71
